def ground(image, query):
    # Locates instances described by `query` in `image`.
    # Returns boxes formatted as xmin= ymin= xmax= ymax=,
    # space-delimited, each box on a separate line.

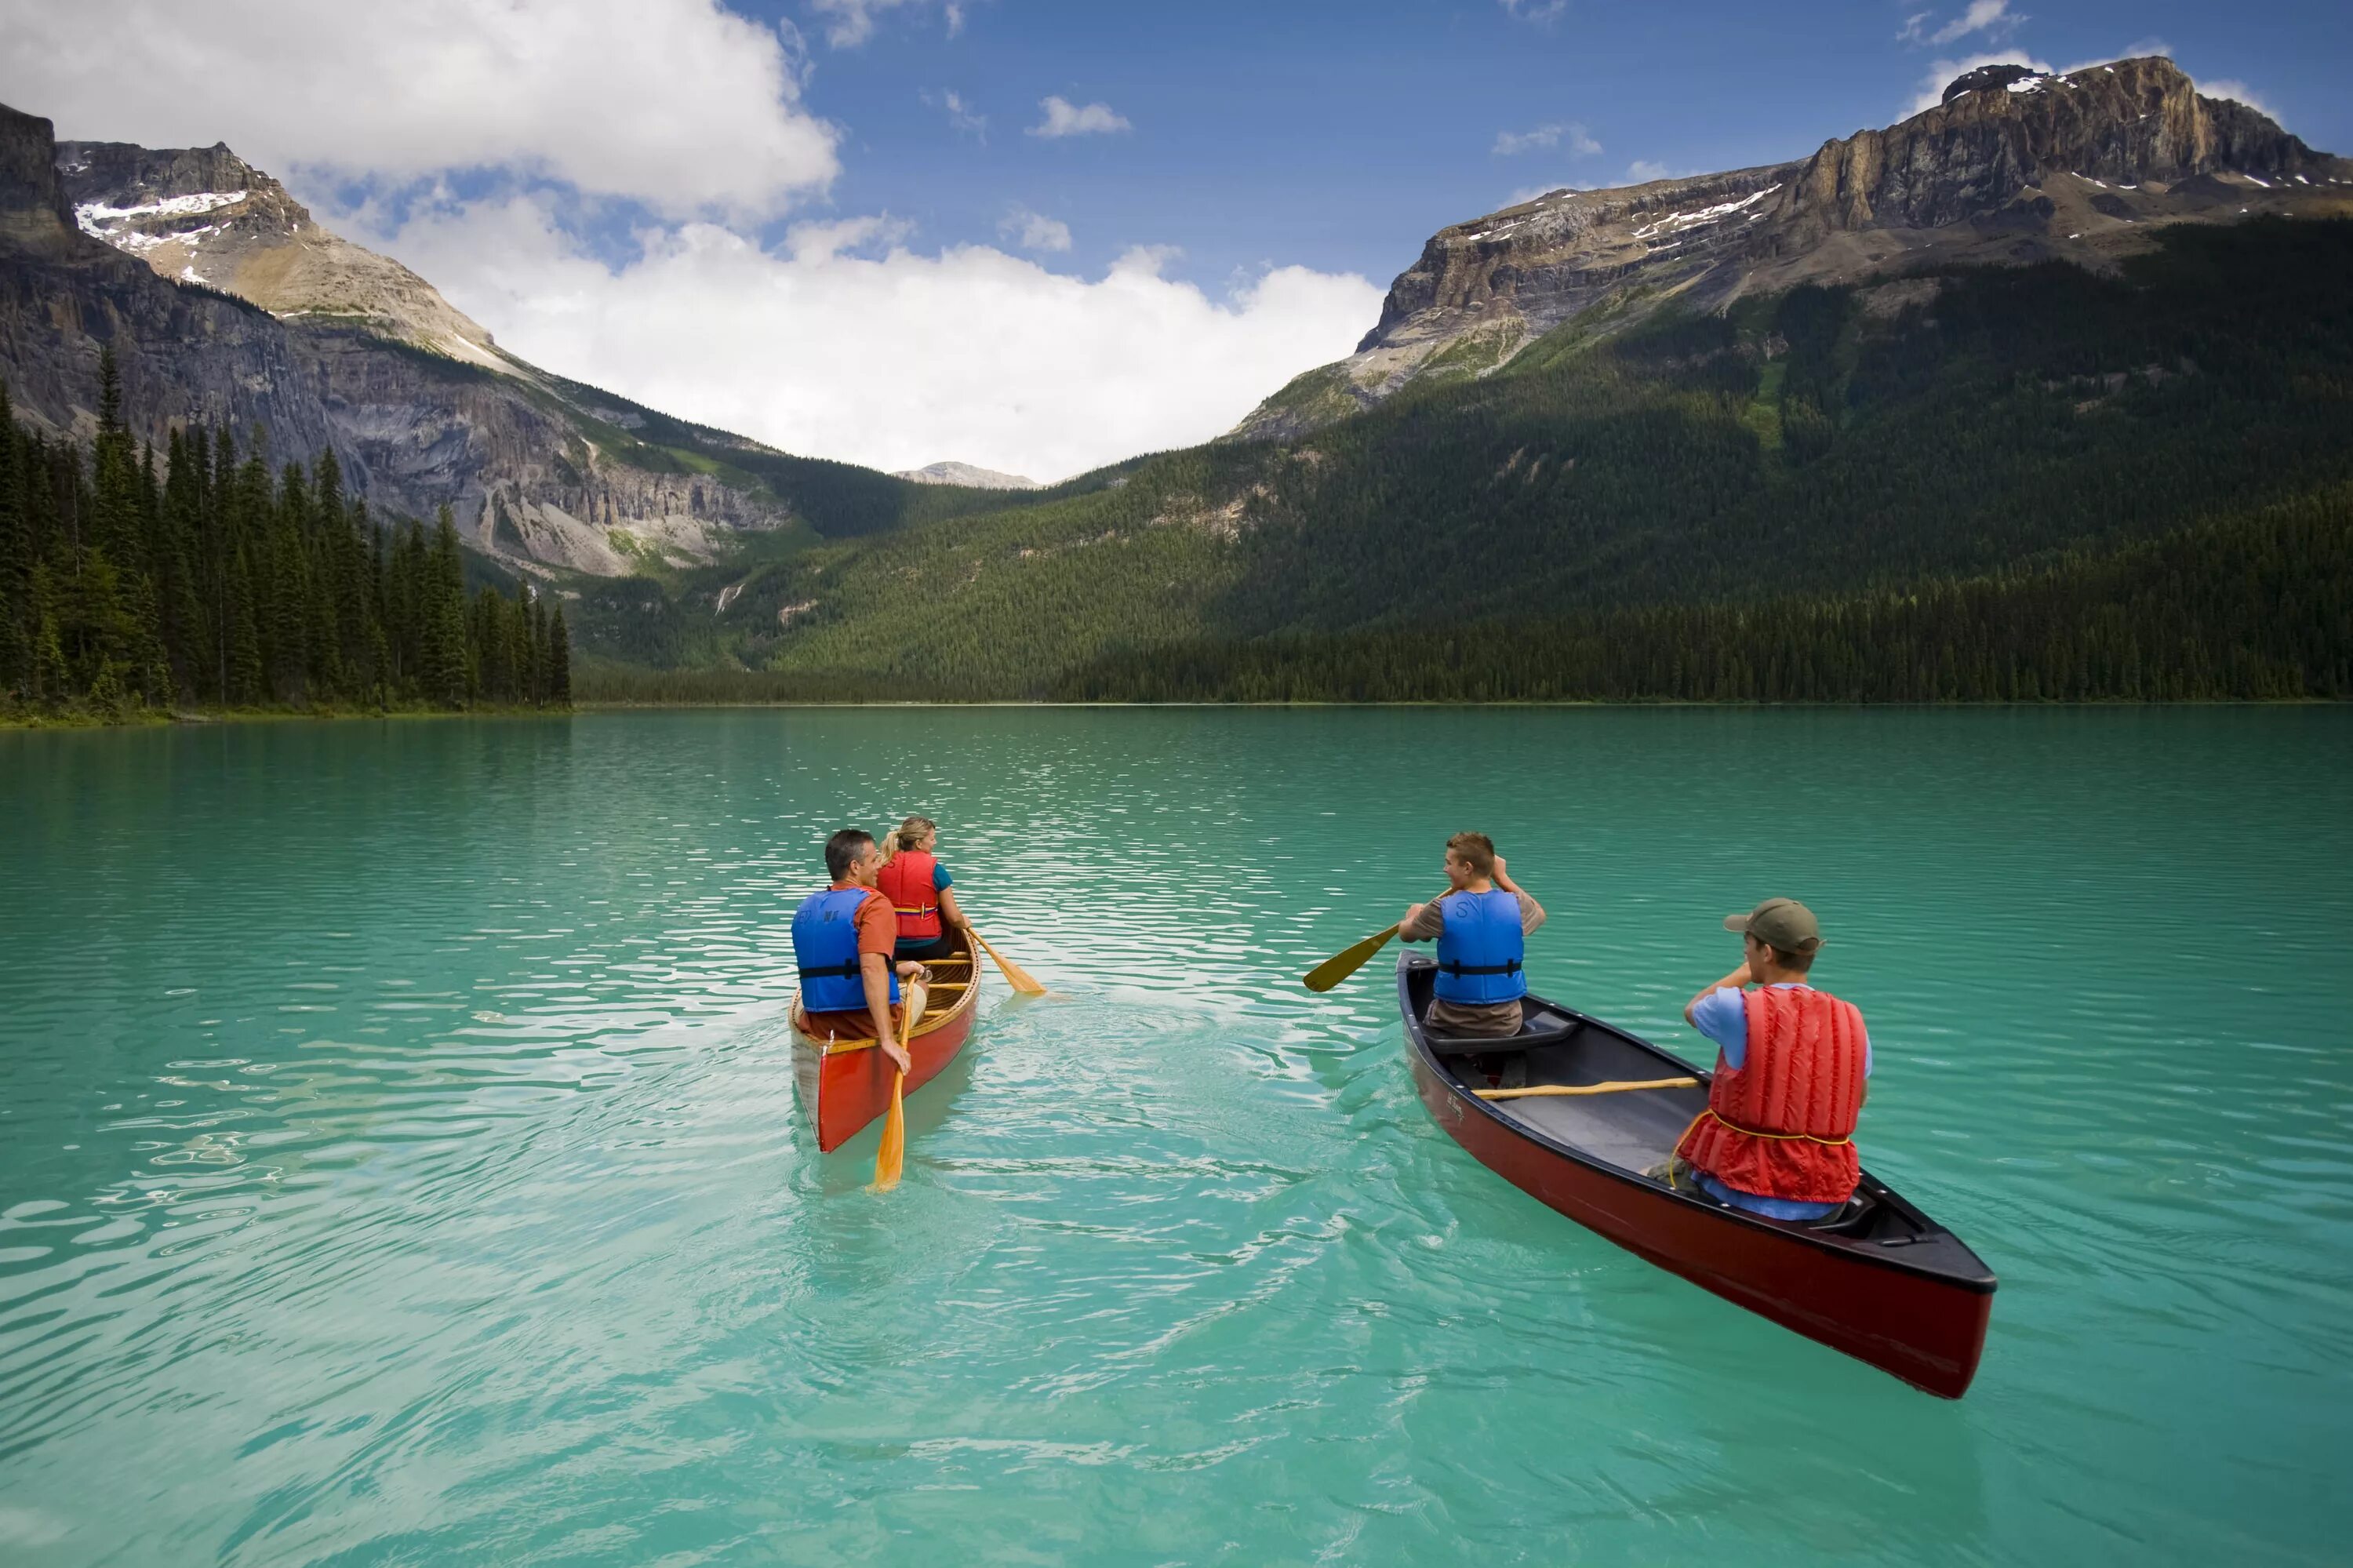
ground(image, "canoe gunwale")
xmin=1398 ymin=955 xmax=1994 ymax=1291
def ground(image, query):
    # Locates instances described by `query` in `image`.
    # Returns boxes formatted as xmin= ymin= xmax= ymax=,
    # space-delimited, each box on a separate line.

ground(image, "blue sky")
xmin=6 ymin=0 xmax=2348 ymax=478
xmin=755 ymin=0 xmax=2351 ymax=289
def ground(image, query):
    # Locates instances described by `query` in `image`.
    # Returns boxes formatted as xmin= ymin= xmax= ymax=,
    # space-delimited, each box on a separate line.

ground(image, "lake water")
xmin=2 ymin=709 xmax=2348 ymax=1566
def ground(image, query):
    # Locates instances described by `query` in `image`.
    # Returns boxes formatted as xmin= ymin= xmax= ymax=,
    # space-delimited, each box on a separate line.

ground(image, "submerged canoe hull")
xmin=791 ymin=945 xmax=981 ymax=1152
xmin=1398 ymin=956 xmax=1994 ymax=1398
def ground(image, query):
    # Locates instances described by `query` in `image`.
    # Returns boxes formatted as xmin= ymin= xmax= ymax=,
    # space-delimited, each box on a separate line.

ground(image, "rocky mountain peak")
xmin=57 ymin=137 xmax=506 ymax=369
xmin=1942 ymin=63 xmax=2047 ymax=104
xmin=1233 ymin=55 xmax=2352 ymax=442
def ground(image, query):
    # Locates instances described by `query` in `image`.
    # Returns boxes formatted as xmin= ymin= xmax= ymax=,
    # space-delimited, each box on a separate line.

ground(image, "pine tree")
xmin=548 ymin=602 xmax=572 ymax=707
xmin=420 ymin=507 xmax=470 ymax=707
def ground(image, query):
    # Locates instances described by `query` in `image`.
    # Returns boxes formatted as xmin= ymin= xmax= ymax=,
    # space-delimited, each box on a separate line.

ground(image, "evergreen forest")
xmin=0 ymin=352 xmax=571 ymax=722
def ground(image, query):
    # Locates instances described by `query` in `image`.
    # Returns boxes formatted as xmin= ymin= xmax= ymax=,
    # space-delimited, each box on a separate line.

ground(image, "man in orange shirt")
xmin=792 ymin=828 xmax=931 ymax=1075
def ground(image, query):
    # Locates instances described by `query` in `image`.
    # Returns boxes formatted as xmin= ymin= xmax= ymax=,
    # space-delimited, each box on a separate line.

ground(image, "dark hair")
xmin=1766 ymin=944 xmax=1817 ymax=975
xmin=1446 ymin=831 xmax=1497 ymax=877
xmin=824 ymin=828 xmax=875 ymax=881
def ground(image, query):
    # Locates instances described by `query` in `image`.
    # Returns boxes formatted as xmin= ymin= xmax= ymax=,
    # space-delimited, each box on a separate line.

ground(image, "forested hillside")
xmin=576 ymin=220 xmax=2353 ymax=702
xmin=0 ymin=351 xmax=570 ymax=721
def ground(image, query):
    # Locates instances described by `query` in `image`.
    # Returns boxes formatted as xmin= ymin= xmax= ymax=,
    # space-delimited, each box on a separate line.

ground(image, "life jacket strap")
xmin=1690 ymin=1106 xmax=1853 ymax=1147
xmin=797 ymin=959 xmax=863 ymax=980
xmin=892 ymin=904 xmax=937 ymax=917
xmin=1439 ymin=958 xmax=1522 ymax=977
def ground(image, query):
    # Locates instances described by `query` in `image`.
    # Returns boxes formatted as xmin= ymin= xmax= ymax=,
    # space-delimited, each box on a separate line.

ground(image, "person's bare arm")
xmin=863 ymin=952 xmax=911 ymax=1073
xmin=1398 ymin=893 xmax=1452 ymax=943
xmin=1684 ymin=963 xmax=1754 ymax=1027
xmin=1492 ymin=855 xmax=1544 ymax=932
xmin=937 ymin=885 xmax=968 ymax=937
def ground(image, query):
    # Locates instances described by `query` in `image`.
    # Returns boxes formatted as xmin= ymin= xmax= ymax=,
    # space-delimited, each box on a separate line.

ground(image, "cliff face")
xmin=0 ymin=104 xmax=337 ymax=464
xmin=1235 ymin=56 xmax=2353 ymax=441
xmin=2 ymin=108 xmax=813 ymax=575
xmin=58 ymin=137 xmax=507 ymax=368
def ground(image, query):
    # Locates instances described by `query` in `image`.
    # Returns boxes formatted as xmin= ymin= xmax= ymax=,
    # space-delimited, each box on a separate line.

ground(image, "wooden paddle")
xmin=1301 ymin=924 xmax=1402 ymax=992
xmin=1304 ymin=887 xmax=1463 ymax=993
xmin=871 ymin=1070 xmax=907 ymax=1190
xmin=970 ymin=928 xmax=1045 ymax=995
xmin=1474 ymin=1077 xmax=1698 ymax=1101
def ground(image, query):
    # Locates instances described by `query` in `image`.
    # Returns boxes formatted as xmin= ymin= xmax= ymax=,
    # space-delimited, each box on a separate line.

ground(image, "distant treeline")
xmin=1048 ymin=487 xmax=2353 ymax=702
xmin=0 ymin=351 xmax=570 ymax=720
xmin=570 ymin=482 xmax=2351 ymax=704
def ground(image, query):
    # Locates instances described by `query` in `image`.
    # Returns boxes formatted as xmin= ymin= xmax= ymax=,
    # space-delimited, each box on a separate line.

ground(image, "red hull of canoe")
xmin=1407 ymin=1046 xmax=1992 ymax=1397
xmin=794 ymin=1000 xmax=978 ymax=1153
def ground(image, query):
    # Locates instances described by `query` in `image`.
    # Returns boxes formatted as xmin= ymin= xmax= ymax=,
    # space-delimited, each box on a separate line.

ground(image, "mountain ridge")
xmin=1232 ymin=56 xmax=2353 ymax=442
xmin=2 ymin=105 xmax=1024 ymax=584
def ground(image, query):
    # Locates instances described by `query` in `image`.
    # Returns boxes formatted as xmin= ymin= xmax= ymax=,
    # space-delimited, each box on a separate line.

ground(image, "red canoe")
xmin=1398 ymin=953 xmax=1995 ymax=1397
xmin=792 ymin=940 xmax=982 ymax=1152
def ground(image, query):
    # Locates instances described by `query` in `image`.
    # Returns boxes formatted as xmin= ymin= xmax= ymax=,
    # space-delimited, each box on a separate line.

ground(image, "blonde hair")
xmin=891 ymin=815 xmax=937 ymax=854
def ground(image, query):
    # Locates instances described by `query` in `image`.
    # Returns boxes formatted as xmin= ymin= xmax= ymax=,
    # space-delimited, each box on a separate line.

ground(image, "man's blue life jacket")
xmin=794 ymin=887 xmax=897 ymax=1014
xmin=1433 ymin=888 xmax=1526 ymax=1006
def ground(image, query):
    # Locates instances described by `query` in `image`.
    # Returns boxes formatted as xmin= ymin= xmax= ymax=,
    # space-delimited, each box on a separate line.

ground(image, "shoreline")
xmin=7 ymin=697 xmax=2344 ymax=731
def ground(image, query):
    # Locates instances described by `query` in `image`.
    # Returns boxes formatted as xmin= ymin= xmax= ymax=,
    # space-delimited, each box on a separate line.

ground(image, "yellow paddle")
xmin=1301 ymin=923 xmax=1402 ymax=992
xmin=871 ymin=1069 xmax=907 ymax=1191
xmin=1475 ymin=1077 xmax=1698 ymax=1101
xmin=970 ymin=928 xmax=1045 ymax=996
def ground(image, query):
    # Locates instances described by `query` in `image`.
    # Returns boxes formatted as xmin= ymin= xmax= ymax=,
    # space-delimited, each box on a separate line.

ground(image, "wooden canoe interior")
xmin=1403 ymin=959 xmax=1970 ymax=1259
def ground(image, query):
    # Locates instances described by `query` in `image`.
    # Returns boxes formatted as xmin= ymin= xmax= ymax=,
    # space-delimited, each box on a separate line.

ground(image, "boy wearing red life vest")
xmin=1659 ymin=898 xmax=1872 ymax=1220
xmin=1398 ymin=831 xmax=1547 ymax=1038
xmin=792 ymin=828 xmax=931 ymax=1075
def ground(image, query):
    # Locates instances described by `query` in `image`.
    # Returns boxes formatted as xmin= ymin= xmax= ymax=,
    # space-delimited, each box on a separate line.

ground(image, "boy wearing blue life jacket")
xmin=1398 ymin=832 xmax=1547 ymax=1038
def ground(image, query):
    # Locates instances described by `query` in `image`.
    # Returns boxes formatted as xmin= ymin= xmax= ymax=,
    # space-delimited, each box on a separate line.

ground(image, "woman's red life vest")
xmin=877 ymin=850 xmax=943 ymax=940
xmin=1675 ymin=987 xmax=1867 ymax=1206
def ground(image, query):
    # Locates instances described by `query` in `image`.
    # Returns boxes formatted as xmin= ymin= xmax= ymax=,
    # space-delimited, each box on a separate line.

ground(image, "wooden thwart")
xmin=1474 ymin=1076 xmax=1699 ymax=1101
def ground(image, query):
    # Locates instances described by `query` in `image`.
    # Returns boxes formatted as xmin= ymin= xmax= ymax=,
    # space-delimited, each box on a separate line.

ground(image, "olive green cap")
xmin=1724 ymin=897 xmax=1823 ymax=954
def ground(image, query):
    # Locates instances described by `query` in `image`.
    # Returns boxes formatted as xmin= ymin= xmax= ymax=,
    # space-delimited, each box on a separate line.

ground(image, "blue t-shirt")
xmin=1685 ymin=985 xmax=1871 ymax=1221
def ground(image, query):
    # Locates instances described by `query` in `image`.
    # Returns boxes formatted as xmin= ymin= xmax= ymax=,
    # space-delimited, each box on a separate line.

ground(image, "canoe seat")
xmin=1422 ymin=1004 xmax=1581 ymax=1057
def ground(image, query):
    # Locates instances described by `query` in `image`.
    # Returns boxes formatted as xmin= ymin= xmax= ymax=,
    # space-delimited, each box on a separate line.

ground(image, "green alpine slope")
xmin=573 ymin=220 xmax=2353 ymax=701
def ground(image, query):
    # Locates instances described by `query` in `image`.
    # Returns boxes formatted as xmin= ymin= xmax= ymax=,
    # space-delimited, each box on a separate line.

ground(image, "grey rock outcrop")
xmin=1232 ymin=57 xmax=2353 ymax=442
xmin=0 ymin=104 xmax=336 ymax=463
xmin=3 ymin=107 xmax=823 ymax=576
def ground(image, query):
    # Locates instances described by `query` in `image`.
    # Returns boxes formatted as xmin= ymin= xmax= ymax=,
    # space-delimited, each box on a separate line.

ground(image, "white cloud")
xmin=361 ymin=198 xmax=1382 ymax=482
xmin=1000 ymin=207 xmax=1073 ymax=253
xmin=1901 ymin=2 xmax=2021 ymax=48
xmin=1904 ymin=51 xmax=2055 ymax=116
xmin=1623 ymin=159 xmax=1697 ymax=184
xmin=1493 ymin=122 xmax=1601 ymax=158
xmin=1498 ymin=0 xmax=1569 ymax=21
xmin=1028 ymin=96 xmax=1132 ymax=139
xmin=0 ymin=0 xmax=838 ymax=219
xmin=933 ymin=89 xmax=988 ymax=140
xmin=1506 ymin=184 xmax=1578 ymax=206
xmin=2198 ymin=78 xmax=2283 ymax=124
xmin=809 ymin=0 xmax=958 ymax=49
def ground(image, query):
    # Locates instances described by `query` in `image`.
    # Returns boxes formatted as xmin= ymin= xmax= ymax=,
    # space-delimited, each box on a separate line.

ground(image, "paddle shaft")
xmin=970 ymin=927 xmax=1045 ymax=995
xmin=1473 ymin=1077 xmax=1699 ymax=1101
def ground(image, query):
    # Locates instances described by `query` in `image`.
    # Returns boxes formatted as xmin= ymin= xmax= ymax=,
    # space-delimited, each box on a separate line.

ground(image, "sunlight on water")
xmin=1 ymin=709 xmax=2348 ymax=1565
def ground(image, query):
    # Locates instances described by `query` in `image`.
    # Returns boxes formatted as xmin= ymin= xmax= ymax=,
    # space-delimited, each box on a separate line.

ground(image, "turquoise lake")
xmin=2 ymin=708 xmax=2348 ymax=1565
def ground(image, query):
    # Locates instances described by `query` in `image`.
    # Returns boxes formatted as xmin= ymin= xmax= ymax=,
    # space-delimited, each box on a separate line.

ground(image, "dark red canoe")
xmin=792 ymin=940 xmax=981 ymax=1152
xmin=1398 ymin=953 xmax=1995 ymax=1397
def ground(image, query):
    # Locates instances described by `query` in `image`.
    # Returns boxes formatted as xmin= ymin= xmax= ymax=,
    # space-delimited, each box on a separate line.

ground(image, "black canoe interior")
xmin=1402 ymin=956 xmax=1992 ymax=1281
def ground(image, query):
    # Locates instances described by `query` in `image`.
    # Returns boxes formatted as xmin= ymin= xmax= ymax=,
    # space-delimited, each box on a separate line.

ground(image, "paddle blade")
xmin=871 ymin=1071 xmax=906 ymax=1191
xmin=1302 ymin=923 xmax=1402 ymax=993
xmin=973 ymin=930 xmax=1046 ymax=995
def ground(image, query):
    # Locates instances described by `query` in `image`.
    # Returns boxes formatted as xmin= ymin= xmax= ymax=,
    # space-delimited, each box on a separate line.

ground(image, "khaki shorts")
xmin=1424 ymin=997 xmax=1525 ymax=1038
